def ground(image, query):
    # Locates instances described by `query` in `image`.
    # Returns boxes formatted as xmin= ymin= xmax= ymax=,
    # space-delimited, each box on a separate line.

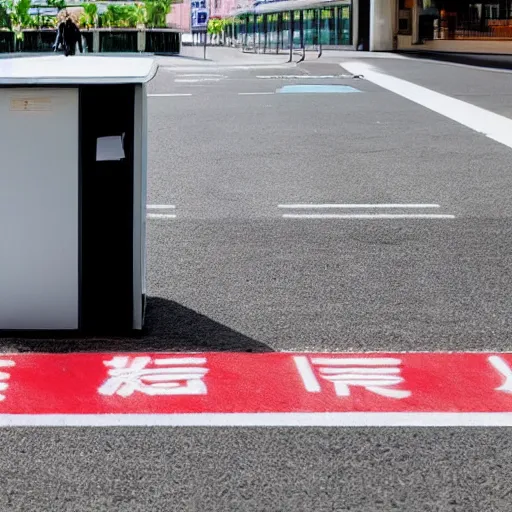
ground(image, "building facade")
xmin=167 ymin=0 xmax=239 ymax=32
xmin=168 ymin=0 xmax=396 ymax=51
xmin=396 ymin=0 xmax=512 ymax=51
xmin=229 ymin=2 xmax=354 ymax=47
xmin=169 ymin=0 xmax=512 ymax=52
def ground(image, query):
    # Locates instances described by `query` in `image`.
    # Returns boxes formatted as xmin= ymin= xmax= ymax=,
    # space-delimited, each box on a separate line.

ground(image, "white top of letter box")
xmin=0 ymin=56 xmax=158 ymax=85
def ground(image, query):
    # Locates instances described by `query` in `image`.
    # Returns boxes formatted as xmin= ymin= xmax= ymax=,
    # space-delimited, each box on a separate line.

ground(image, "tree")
xmin=207 ymin=16 xmax=224 ymax=44
xmin=47 ymin=0 xmax=66 ymax=10
xmin=6 ymin=0 xmax=31 ymax=44
xmin=0 ymin=0 xmax=11 ymax=29
xmin=80 ymin=2 xmax=98 ymax=29
xmin=134 ymin=2 xmax=146 ymax=26
xmin=40 ymin=14 xmax=54 ymax=28
xmin=123 ymin=5 xmax=140 ymax=28
xmin=27 ymin=14 xmax=39 ymax=28
xmin=101 ymin=4 xmax=123 ymax=27
xmin=144 ymin=0 xmax=171 ymax=28
xmin=100 ymin=4 xmax=142 ymax=28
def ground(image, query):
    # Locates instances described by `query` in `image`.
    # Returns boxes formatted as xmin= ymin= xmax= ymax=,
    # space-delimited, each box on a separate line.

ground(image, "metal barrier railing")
xmin=237 ymin=13 xmax=325 ymax=62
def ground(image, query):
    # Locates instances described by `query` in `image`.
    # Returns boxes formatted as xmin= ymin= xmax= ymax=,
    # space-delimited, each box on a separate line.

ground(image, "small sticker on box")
xmin=10 ymin=98 xmax=52 ymax=112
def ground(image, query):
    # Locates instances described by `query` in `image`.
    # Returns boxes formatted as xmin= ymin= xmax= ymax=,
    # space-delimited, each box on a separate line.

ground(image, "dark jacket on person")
xmin=54 ymin=19 xmax=83 ymax=56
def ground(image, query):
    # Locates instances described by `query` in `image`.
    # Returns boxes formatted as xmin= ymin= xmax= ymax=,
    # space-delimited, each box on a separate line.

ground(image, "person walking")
xmin=53 ymin=11 xmax=83 ymax=56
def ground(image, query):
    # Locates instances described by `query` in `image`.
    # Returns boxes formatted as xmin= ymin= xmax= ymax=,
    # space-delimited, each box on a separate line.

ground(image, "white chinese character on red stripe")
xmin=98 ymin=356 xmax=208 ymax=397
xmin=488 ymin=356 xmax=512 ymax=393
xmin=0 ymin=359 xmax=15 ymax=401
xmin=293 ymin=356 xmax=411 ymax=399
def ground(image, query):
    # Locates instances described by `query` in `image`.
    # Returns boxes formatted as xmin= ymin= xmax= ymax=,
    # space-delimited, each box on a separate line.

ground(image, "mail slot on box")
xmin=0 ymin=56 xmax=158 ymax=333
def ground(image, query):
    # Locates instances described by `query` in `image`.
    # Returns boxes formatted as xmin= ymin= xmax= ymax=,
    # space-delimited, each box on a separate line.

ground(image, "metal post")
xmin=298 ymin=10 xmax=305 ymax=62
xmin=299 ymin=9 xmax=304 ymax=48
xmin=204 ymin=0 xmax=211 ymax=58
xmin=334 ymin=6 xmax=339 ymax=45
xmin=258 ymin=15 xmax=261 ymax=52
xmin=317 ymin=9 xmax=322 ymax=57
xmin=288 ymin=11 xmax=293 ymax=62
xmin=277 ymin=13 xmax=281 ymax=53
xmin=263 ymin=14 xmax=267 ymax=53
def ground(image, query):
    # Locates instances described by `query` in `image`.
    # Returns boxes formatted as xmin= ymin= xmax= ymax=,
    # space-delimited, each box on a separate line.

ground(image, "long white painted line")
xmin=1 ymin=413 xmax=512 ymax=427
xmin=148 ymin=93 xmax=192 ymax=97
xmin=283 ymin=214 xmax=455 ymax=219
xmin=341 ymin=61 xmax=512 ymax=150
xmin=286 ymin=349 xmax=512 ymax=354
xmin=257 ymin=75 xmax=356 ymax=79
xmin=147 ymin=213 xmax=177 ymax=219
xmin=147 ymin=205 xmax=176 ymax=209
xmin=161 ymin=65 xmax=296 ymax=72
xmin=175 ymin=78 xmax=222 ymax=83
xmin=238 ymin=92 xmax=275 ymax=95
xmin=178 ymin=74 xmax=224 ymax=77
xmin=278 ymin=204 xmax=440 ymax=209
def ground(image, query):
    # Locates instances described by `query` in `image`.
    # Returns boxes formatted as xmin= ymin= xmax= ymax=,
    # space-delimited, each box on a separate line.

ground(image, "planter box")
xmin=82 ymin=31 xmax=94 ymax=53
xmin=99 ymin=30 xmax=138 ymax=52
xmin=18 ymin=30 xmax=56 ymax=52
xmin=145 ymin=30 xmax=180 ymax=53
xmin=0 ymin=31 xmax=14 ymax=53
xmin=0 ymin=29 xmax=181 ymax=54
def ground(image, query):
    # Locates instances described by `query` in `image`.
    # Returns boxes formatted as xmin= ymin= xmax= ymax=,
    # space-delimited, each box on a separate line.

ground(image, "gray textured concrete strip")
xmin=1 ymin=428 xmax=512 ymax=511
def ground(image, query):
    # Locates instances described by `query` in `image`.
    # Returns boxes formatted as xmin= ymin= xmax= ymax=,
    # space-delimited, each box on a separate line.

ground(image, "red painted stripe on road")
xmin=0 ymin=352 xmax=511 ymax=418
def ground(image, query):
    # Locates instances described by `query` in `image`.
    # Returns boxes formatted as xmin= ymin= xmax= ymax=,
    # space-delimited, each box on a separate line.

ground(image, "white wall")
xmin=0 ymin=88 xmax=79 ymax=329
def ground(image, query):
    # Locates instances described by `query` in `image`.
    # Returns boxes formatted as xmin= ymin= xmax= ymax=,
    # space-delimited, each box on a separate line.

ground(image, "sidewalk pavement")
xmin=398 ymin=50 xmax=512 ymax=71
xmin=164 ymin=46 xmax=410 ymax=66
xmin=4 ymin=47 xmax=510 ymax=72
xmin=0 ymin=47 xmax=294 ymax=67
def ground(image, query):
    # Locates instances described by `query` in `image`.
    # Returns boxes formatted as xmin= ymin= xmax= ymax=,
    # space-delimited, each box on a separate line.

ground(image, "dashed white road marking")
xmin=175 ymin=78 xmax=223 ymax=83
xmin=148 ymin=93 xmax=192 ymax=97
xmin=147 ymin=213 xmax=177 ymax=219
xmin=238 ymin=92 xmax=275 ymax=95
xmin=342 ymin=61 xmax=512 ymax=150
xmin=278 ymin=203 xmax=441 ymax=209
xmin=178 ymin=74 xmax=225 ymax=77
xmin=147 ymin=204 xmax=176 ymax=219
xmin=283 ymin=214 xmax=455 ymax=219
xmin=160 ymin=64 xmax=297 ymax=72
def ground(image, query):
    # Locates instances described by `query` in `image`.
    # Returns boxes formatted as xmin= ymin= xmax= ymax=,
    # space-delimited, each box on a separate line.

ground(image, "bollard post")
xmin=317 ymin=9 xmax=322 ymax=58
xmin=287 ymin=10 xmax=293 ymax=62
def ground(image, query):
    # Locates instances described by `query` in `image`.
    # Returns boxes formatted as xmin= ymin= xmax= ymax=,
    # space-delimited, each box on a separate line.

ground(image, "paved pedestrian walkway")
xmin=399 ymin=50 xmax=512 ymax=71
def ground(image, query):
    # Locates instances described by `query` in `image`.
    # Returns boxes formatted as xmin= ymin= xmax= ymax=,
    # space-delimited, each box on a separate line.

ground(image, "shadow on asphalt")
xmin=0 ymin=297 xmax=274 ymax=354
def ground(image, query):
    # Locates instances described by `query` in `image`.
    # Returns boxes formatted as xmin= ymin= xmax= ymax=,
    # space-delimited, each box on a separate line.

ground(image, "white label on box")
xmin=10 ymin=97 xmax=52 ymax=112
xmin=96 ymin=135 xmax=125 ymax=162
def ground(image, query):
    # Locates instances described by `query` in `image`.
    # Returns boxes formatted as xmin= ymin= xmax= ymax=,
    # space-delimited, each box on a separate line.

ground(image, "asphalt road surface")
xmin=2 ymin=48 xmax=512 ymax=511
